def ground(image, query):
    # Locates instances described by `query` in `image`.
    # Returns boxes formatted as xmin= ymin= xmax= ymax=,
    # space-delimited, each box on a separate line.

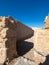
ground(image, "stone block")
xmin=0 ymin=48 xmax=7 ymax=64
xmin=0 ymin=17 xmax=17 ymax=65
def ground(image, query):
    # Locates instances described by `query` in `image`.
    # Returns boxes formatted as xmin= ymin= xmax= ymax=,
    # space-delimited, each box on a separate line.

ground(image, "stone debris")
xmin=8 ymin=57 xmax=34 ymax=65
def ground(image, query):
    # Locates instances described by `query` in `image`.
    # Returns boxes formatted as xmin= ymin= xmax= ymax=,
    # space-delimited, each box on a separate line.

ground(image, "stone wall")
xmin=0 ymin=16 xmax=17 ymax=65
xmin=21 ymin=27 xmax=49 ymax=65
xmin=32 ymin=28 xmax=49 ymax=65
xmin=44 ymin=15 xmax=49 ymax=29
xmin=0 ymin=16 xmax=33 ymax=65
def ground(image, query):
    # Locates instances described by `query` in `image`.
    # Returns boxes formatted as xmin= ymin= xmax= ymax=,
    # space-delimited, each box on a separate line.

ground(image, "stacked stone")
xmin=0 ymin=16 xmax=34 ymax=65
xmin=44 ymin=15 xmax=49 ymax=29
xmin=32 ymin=28 xmax=49 ymax=65
xmin=0 ymin=16 xmax=17 ymax=65
xmin=8 ymin=57 xmax=34 ymax=65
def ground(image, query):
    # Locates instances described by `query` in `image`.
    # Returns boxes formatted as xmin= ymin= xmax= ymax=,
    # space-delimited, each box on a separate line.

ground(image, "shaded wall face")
xmin=5 ymin=18 xmax=17 ymax=61
xmin=0 ymin=16 xmax=34 ymax=64
xmin=0 ymin=17 xmax=17 ymax=64
xmin=16 ymin=22 xmax=34 ymax=41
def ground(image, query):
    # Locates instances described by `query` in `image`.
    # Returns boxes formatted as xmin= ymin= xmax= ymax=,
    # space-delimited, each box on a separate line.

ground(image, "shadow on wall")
xmin=17 ymin=41 xmax=34 ymax=56
xmin=39 ymin=55 xmax=49 ymax=65
xmin=16 ymin=26 xmax=34 ymax=56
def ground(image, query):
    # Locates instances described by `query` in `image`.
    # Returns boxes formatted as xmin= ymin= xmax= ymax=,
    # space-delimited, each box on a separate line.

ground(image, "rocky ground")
xmin=9 ymin=57 xmax=34 ymax=65
xmin=8 ymin=39 xmax=49 ymax=65
xmin=8 ymin=40 xmax=34 ymax=65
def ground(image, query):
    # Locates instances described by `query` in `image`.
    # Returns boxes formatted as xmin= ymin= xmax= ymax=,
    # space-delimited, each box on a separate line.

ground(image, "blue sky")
xmin=0 ymin=0 xmax=49 ymax=28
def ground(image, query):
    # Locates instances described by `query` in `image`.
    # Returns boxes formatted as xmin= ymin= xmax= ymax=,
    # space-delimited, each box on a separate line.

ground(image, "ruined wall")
xmin=34 ymin=28 xmax=49 ymax=56
xmin=44 ymin=15 xmax=49 ymax=29
xmin=8 ymin=16 xmax=33 ymax=41
xmin=33 ymin=15 xmax=49 ymax=64
xmin=0 ymin=16 xmax=33 ymax=65
xmin=20 ymin=27 xmax=49 ymax=65
xmin=32 ymin=28 xmax=49 ymax=65
xmin=0 ymin=17 xmax=17 ymax=65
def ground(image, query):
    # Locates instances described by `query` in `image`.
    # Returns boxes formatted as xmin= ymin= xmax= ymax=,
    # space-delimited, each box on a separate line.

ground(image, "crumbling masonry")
xmin=0 ymin=16 xmax=33 ymax=65
xmin=0 ymin=15 xmax=49 ymax=65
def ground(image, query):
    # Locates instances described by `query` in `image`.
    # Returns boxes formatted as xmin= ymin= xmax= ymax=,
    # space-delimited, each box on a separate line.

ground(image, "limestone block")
xmin=34 ymin=29 xmax=49 ymax=56
xmin=0 ymin=37 xmax=4 ymax=42
xmin=23 ymin=48 xmax=34 ymax=61
xmin=31 ymin=28 xmax=49 ymax=64
xmin=34 ymin=50 xmax=46 ymax=65
xmin=0 ymin=48 xmax=7 ymax=64
xmin=0 ymin=38 xmax=7 ymax=48
xmin=44 ymin=23 xmax=49 ymax=29
xmin=0 ymin=28 xmax=8 ymax=38
xmin=44 ymin=15 xmax=49 ymax=29
xmin=0 ymin=38 xmax=17 ymax=63
xmin=0 ymin=16 xmax=17 ymax=65
xmin=0 ymin=28 xmax=17 ymax=38
xmin=0 ymin=17 xmax=6 ymax=28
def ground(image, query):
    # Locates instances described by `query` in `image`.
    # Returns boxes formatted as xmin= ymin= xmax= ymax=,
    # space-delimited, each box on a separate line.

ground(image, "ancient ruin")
xmin=0 ymin=14 xmax=49 ymax=65
xmin=0 ymin=16 xmax=33 ymax=65
xmin=17 ymin=14 xmax=49 ymax=65
xmin=44 ymin=14 xmax=49 ymax=29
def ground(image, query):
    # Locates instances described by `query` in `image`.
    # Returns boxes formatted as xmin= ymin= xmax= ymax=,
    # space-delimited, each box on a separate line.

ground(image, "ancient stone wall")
xmin=44 ymin=15 xmax=49 ymax=29
xmin=21 ymin=27 xmax=49 ymax=65
xmin=0 ymin=17 xmax=17 ymax=65
xmin=32 ymin=28 xmax=49 ymax=65
xmin=0 ymin=16 xmax=33 ymax=65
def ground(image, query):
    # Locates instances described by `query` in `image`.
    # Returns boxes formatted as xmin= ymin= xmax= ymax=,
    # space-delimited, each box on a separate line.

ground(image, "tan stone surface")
xmin=0 ymin=17 xmax=17 ymax=64
xmin=34 ymin=51 xmax=46 ymax=65
xmin=31 ymin=28 xmax=49 ymax=64
xmin=23 ymin=46 xmax=34 ymax=61
xmin=0 ymin=28 xmax=17 ymax=38
xmin=44 ymin=15 xmax=49 ymax=29
xmin=0 ymin=16 xmax=33 ymax=65
xmin=33 ymin=28 xmax=49 ymax=56
xmin=0 ymin=48 xmax=7 ymax=64
xmin=22 ymin=27 xmax=49 ymax=65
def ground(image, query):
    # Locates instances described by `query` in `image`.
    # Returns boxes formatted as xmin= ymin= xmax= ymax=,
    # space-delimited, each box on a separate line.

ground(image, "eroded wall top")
xmin=44 ymin=14 xmax=49 ymax=29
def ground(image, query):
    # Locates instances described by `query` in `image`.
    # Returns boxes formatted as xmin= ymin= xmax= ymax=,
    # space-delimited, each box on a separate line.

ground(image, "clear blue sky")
xmin=0 ymin=0 xmax=49 ymax=28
